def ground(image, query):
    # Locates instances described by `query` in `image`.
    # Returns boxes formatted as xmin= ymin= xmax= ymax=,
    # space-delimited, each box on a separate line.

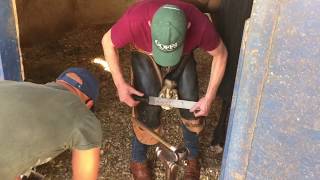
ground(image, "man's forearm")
xmin=205 ymin=42 xmax=228 ymax=102
xmin=104 ymin=48 xmax=125 ymax=88
xmin=101 ymin=30 xmax=143 ymax=106
xmin=205 ymin=54 xmax=227 ymax=101
xmin=101 ymin=31 xmax=125 ymax=87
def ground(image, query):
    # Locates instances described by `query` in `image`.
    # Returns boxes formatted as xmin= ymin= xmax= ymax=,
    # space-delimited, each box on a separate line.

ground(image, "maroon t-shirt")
xmin=111 ymin=0 xmax=220 ymax=54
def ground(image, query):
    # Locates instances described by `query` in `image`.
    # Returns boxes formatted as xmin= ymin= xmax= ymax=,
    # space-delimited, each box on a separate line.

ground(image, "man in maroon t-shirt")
xmin=102 ymin=0 xmax=227 ymax=179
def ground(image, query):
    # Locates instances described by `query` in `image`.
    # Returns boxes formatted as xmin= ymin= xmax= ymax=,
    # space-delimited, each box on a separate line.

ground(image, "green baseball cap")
xmin=151 ymin=4 xmax=187 ymax=67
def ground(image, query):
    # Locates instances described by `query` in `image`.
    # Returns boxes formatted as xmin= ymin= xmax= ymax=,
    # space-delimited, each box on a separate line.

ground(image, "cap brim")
xmin=152 ymin=43 xmax=183 ymax=67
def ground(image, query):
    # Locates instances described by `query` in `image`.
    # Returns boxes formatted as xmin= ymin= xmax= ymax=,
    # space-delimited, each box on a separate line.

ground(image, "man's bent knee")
xmin=132 ymin=108 xmax=162 ymax=145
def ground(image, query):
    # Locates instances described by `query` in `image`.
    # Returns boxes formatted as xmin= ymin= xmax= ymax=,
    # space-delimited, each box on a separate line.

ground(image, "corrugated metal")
xmin=221 ymin=0 xmax=320 ymax=179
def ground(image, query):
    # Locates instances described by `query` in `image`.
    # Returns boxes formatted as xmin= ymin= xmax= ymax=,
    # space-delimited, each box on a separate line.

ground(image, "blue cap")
xmin=57 ymin=67 xmax=99 ymax=103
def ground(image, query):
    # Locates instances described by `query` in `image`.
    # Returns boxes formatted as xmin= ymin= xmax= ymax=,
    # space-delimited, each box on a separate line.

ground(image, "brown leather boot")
xmin=184 ymin=159 xmax=201 ymax=180
xmin=130 ymin=161 xmax=152 ymax=180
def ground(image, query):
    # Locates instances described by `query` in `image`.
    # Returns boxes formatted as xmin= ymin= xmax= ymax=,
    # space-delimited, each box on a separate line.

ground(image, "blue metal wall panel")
xmin=0 ymin=0 xmax=22 ymax=80
xmin=221 ymin=0 xmax=320 ymax=179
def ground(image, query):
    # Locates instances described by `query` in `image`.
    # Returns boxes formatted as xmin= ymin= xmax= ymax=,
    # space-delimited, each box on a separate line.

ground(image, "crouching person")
xmin=0 ymin=67 xmax=102 ymax=180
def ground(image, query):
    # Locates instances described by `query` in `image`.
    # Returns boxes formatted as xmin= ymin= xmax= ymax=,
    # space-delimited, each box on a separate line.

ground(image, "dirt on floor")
xmin=21 ymin=24 xmax=223 ymax=180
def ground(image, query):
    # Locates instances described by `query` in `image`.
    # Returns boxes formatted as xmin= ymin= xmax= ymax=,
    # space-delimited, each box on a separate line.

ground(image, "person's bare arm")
xmin=101 ymin=30 xmax=143 ymax=107
xmin=191 ymin=40 xmax=228 ymax=117
xmin=101 ymin=30 xmax=125 ymax=87
xmin=72 ymin=148 xmax=100 ymax=180
xmin=205 ymin=40 xmax=228 ymax=104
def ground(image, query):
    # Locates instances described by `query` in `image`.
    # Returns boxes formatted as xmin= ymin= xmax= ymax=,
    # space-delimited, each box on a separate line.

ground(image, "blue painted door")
xmin=221 ymin=0 xmax=320 ymax=179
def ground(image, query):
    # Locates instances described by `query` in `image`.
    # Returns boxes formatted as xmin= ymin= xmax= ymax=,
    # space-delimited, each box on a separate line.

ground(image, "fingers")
xmin=127 ymin=87 xmax=144 ymax=107
xmin=190 ymin=102 xmax=204 ymax=118
xmin=123 ymin=96 xmax=138 ymax=107
xmin=118 ymin=84 xmax=144 ymax=107
xmin=119 ymin=95 xmax=138 ymax=107
xmin=190 ymin=102 xmax=201 ymax=113
xmin=119 ymin=92 xmax=139 ymax=107
xmin=129 ymin=87 xmax=144 ymax=97
xmin=194 ymin=109 xmax=207 ymax=117
xmin=190 ymin=98 xmax=210 ymax=117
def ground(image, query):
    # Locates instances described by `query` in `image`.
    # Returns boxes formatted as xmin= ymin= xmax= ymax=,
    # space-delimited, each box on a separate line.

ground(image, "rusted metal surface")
xmin=221 ymin=0 xmax=320 ymax=179
xmin=0 ymin=0 xmax=22 ymax=80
